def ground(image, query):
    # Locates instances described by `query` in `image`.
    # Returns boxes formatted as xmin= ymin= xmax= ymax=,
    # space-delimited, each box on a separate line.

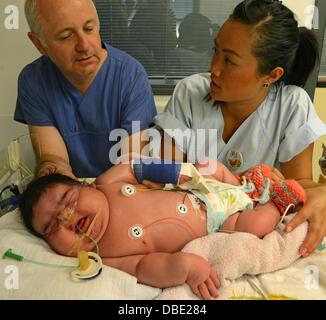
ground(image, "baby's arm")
xmin=194 ymin=160 xmax=239 ymax=184
xmin=95 ymin=163 xmax=138 ymax=186
xmin=131 ymin=159 xmax=239 ymax=186
xmin=102 ymin=252 xmax=220 ymax=300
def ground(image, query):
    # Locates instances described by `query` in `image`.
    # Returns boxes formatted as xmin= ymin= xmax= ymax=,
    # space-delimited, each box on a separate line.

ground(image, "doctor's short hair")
xmin=20 ymin=174 xmax=81 ymax=238
xmin=24 ymin=0 xmax=41 ymax=35
xmin=24 ymin=0 xmax=99 ymax=38
xmin=231 ymin=0 xmax=319 ymax=87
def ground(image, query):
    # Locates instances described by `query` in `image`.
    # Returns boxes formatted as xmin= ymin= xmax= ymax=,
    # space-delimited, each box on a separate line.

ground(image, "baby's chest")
xmin=100 ymin=188 xmax=207 ymax=256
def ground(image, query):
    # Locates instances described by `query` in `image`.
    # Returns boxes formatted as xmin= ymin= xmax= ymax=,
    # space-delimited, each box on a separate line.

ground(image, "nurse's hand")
xmin=270 ymin=167 xmax=284 ymax=182
xmin=238 ymin=166 xmax=284 ymax=183
xmin=285 ymin=184 xmax=326 ymax=257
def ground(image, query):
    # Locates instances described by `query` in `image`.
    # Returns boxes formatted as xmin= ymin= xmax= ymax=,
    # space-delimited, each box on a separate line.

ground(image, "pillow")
xmin=0 ymin=210 xmax=161 ymax=300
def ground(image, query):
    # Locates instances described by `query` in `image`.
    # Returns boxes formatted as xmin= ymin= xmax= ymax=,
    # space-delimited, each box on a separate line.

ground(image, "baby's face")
xmin=32 ymin=183 xmax=109 ymax=256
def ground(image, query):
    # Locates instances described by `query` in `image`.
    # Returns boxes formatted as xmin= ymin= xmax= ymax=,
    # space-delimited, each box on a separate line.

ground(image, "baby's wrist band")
xmin=132 ymin=159 xmax=181 ymax=184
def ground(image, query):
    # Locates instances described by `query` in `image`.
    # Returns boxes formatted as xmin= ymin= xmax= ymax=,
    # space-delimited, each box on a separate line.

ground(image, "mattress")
xmin=1 ymin=209 xmax=326 ymax=300
xmin=0 ymin=210 xmax=161 ymax=300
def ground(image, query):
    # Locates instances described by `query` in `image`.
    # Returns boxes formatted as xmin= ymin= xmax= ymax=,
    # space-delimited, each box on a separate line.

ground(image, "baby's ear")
xmin=79 ymin=178 xmax=97 ymax=189
xmin=88 ymin=182 xmax=97 ymax=189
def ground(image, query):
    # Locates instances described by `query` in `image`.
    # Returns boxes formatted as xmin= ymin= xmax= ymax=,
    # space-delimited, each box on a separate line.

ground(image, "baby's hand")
xmin=178 ymin=174 xmax=192 ymax=185
xmin=142 ymin=174 xmax=192 ymax=189
xmin=141 ymin=180 xmax=164 ymax=190
xmin=186 ymin=254 xmax=220 ymax=300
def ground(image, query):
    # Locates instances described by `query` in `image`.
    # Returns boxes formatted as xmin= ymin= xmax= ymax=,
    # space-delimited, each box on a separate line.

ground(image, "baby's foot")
xmin=239 ymin=164 xmax=272 ymax=201
xmin=270 ymin=180 xmax=306 ymax=215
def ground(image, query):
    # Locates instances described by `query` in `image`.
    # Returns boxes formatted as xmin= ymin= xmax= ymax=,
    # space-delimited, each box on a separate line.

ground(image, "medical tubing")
xmin=0 ymin=194 xmax=22 ymax=209
xmin=0 ymin=184 xmax=20 ymax=198
xmin=67 ymin=208 xmax=101 ymax=256
xmin=23 ymin=258 xmax=78 ymax=268
xmin=76 ymin=224 xmax=100 ymax=255
xmin=2 ymin=249 xmax=78 ymax=268
xmin=3 ymin=248 xmax=23 ymax=261
xmin=132 ymin=159 xmax=181 ymax=184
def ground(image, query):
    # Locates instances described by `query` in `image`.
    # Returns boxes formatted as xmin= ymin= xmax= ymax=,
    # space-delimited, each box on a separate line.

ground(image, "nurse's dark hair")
xmin=20 ymin=174 xmax=81 ymax=238
xmin=230 ymin=0 xmax=319 ymax=87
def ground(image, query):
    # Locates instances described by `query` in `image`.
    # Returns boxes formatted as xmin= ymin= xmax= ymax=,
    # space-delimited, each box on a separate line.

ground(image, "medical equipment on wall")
xmin=0 ymin=137 xmax=34 ymax=215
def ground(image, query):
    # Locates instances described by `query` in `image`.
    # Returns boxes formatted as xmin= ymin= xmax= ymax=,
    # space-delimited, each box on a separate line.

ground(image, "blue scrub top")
xmin=15 ymin=42 xmax=157 ymax=177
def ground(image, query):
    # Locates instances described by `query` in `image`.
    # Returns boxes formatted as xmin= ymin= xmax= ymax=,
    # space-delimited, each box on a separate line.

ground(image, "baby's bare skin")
xmin=32 ymin=161 xmax=281 ymax=299
xmin=96 ymin=182 xmax=208 ymax=258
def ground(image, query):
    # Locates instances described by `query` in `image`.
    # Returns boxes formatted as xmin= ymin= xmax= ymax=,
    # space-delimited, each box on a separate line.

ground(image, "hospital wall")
xmin=0 ymin=0 xmax=38 ymax=152
xmin=0 ymin=0 xmax=325 ymax=181
xmin=313 ymin=89 xmax=326 ymax=180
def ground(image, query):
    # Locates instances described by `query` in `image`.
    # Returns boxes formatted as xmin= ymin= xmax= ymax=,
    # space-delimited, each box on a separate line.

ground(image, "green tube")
xmin=2 ymin=248 xmax=24 ymax=261
xmin=2 ymin=248 xmax=78 ymax=268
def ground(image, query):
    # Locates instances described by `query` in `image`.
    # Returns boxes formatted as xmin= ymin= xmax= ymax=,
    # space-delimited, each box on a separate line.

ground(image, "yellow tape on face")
xmin=66 ymin=208 xmax=102 ymax=256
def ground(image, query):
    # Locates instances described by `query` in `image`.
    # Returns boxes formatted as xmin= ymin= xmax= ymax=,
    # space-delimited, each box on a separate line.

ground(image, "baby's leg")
xmin=221 ymin=202 xmax=281 ymax=238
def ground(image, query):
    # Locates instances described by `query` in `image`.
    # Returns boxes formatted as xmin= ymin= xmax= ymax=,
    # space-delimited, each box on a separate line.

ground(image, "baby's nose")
xmin=58 ymin=206 xmax=76 ymax=227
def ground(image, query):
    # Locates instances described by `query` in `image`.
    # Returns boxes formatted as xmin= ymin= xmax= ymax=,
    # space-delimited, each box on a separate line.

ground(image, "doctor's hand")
xmin=285 ymin=184 xmax=326 ymax=257
xmin=37 ymin=161 xmax=76 ymax=180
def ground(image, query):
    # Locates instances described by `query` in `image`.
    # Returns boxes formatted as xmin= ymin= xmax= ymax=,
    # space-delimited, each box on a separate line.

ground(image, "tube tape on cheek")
xmin=132 ymin=160 xmax=182 ymax=184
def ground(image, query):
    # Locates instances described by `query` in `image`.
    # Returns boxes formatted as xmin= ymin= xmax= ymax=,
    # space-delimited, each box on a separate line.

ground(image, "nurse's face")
xmin=29 ymin=0 xmax=106 ymax=85
xmin=210 ymin=19 xmax=268 ymax=103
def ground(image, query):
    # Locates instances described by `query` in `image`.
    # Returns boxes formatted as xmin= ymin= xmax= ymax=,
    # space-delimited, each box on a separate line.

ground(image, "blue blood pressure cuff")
xmin=132 ymin=160 xmax=182 ymax=185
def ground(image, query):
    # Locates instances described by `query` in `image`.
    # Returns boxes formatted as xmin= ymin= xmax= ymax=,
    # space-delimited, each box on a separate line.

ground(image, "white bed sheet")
xmin=1 ymin=209 xmax=325 ymax=300
xmin=228 ymin=248 xmax=326 ymax=300
xmin=0 ymin=210 xmax=161 ymax=300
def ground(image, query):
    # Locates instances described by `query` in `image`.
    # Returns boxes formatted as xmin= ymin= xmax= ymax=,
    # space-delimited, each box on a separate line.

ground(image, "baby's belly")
xmin=100 ymin=188 xmax=208 ymax=257
xmin=144 ymin=217 xmax=207 ymax=252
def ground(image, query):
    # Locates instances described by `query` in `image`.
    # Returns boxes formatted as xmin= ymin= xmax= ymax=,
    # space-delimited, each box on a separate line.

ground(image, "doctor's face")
xmin=210 ymin=19 xmax=267 ymax=103
xmin=32 ymin=0 xmax=106 ymax=84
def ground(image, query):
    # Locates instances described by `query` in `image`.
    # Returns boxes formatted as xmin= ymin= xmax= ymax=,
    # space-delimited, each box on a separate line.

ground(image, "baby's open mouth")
xmin=67 ymin=209 xmax=102 ymax=256
xmin=77 ymin=217 xmax=89 ymax=233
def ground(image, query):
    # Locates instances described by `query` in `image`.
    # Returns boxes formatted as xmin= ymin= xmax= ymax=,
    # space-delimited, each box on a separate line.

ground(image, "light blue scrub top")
xmin=154 ymin=73 xmax=326 ymax=173
xmin=14 ymin=43 xmax=157 ymax=177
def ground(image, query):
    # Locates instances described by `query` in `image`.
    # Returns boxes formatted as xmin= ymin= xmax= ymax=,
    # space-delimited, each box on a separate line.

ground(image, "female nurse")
xmin=154 ymin=0 xmax=326 ymax=257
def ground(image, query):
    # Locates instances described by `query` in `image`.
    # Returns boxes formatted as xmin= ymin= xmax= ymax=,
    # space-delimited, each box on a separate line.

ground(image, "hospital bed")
xmin=0 ymin=136 xmax=326 ymax=300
